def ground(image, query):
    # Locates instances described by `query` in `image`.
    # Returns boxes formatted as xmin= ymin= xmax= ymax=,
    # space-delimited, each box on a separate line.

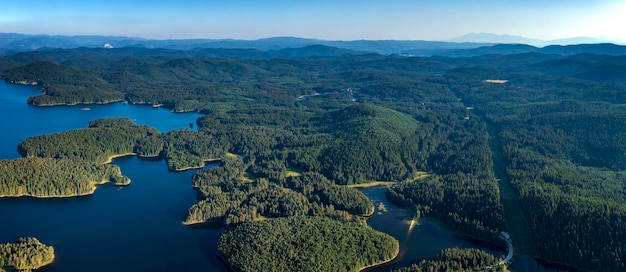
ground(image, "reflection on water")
xmin=361 ymin=186 xmax=504 ymax=271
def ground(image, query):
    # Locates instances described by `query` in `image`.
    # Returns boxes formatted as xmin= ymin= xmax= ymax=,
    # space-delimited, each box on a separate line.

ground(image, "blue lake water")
xmin=0 ymin=81 xmax=227 ymax=271
xmin=0 ymin=80 xmax=574 ymax=271
xmin=0 ymin=80 xmax=201 ymax=159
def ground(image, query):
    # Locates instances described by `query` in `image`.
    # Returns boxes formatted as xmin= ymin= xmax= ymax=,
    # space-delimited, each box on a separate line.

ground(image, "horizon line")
xmin=2 ymin=31 xmax=625 ymax=44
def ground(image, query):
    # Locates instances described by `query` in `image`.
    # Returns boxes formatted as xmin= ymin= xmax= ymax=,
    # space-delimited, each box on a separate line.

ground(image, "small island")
xmin=0 ymin=237 xmax=55 ymax=271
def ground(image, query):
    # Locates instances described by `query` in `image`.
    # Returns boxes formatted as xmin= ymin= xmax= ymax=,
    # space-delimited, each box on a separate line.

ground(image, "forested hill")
xmin=2 ymin=61 xmax=123 ymax=105
xmin=1 ymin=45 xmax=626 ymax=271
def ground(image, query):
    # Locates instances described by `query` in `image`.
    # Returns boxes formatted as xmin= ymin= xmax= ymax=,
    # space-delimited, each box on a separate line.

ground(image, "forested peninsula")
xmin=217 ymin=216 xmax=398 ymax=272
xmin=0 ymin=157 xmax=126 ymax=197
xmin=0 ymin=117 xmax=229 ymax=197
xmin=0 ymin=118 xmax=160 ymax=197
xmin=2 ymin=43 xmax=626 ymax=271
xmin=0 ymin=237 xmax=54 ymax=271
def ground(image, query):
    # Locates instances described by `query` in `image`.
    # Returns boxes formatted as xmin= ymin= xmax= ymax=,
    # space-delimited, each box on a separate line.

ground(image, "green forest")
xmin=0 ymin=117 xmax=165 ymax=197
xmin=0 ymin=157 xmax=127 ymax=197
xmin=184 ymin=161 xmax=373 ymax=226
xmin=0 ymin=237 xmax=54 ymax=271
xmin=1 ymin=45 xmax=625 ymax=271
xmin=448 ymin=70 xmax=626 ymax=271
xmin=392 ymin=247 xmax=504 ymax=272
xmin=217 ymin=216 xmax=398 ymax=272
xmin=18 ymin=117 xmax=159 ymax=164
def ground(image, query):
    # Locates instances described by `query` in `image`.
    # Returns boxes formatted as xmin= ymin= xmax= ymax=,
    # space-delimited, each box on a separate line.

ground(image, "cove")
xmin=360 ymin=186 xmax=504 ymax=271
xmin=362 ymin=187 xmax=580 ymax=272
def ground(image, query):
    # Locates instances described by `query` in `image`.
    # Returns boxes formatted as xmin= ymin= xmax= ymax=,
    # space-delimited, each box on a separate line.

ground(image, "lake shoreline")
xmin=31 ymin=99 xmax=125 ymax=107
xmin=358 ymin=245 xmax=401 ymax=272
xmin=170 ymin=158 xmax=222 ymax=172
xmin=0 ymin=178 xmax=128 ymax=199
xmin=102 ymin=153 xmax=137 ymax=164
xmin=0 ymin=152 xmax=139 ymax=199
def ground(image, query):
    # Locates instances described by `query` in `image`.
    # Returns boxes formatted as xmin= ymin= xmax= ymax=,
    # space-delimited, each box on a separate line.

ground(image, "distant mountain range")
xmin=0 ymin=33 xmax=492 ymax=55
xmin=450 ymin=32 xmax=624 ymax=47
xmin=1 ymin=32 xmax=625 ymax=57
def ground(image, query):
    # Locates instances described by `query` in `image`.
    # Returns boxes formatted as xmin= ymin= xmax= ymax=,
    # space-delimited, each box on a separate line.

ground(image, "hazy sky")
xmin=2 ymin=0 xmax=625 ymax=41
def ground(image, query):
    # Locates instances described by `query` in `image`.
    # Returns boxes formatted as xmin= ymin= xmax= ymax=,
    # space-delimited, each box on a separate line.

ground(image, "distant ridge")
xmin=450 ymin=32 xmax=624 ymax=47
xmin=435 ymin=43 xmax=626 ymax=57
xmin=450 ymin=33 xmax=544 ymax=46
xmin=0 ymin=33 xmax=492 ymax=55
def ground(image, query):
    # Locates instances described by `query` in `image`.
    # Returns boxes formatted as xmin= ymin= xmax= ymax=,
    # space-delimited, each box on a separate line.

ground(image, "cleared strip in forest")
xmin=483 ymin=115 xmax=537 ymax=255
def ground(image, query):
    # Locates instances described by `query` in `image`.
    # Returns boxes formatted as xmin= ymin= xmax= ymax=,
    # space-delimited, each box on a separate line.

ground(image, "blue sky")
xmin=2 ymin=0 xmax=625 ymax=41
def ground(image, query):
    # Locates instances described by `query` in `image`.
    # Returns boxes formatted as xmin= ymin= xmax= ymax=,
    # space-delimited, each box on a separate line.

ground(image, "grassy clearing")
xmin=347 ymin=181 xmax=397 ymax=188
xmin=241 ymin=172 xmax=255 ymax=183
xmin=346 ymin=171 xmax=430 ymax=188
xmin=225 ymin=152 xmax=239 ymax=158
xmin=286 ymin=167 xmax=302 ymax=177
xmin=406 ymin=171 xmax=429 ymax=182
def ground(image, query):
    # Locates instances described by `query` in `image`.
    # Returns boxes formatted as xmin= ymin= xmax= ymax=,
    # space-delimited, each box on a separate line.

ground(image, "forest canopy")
xmin=0 ymin=157 xmax=127 ymax=197
xmin=217 ymin=216 xmax=399 ymax=272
